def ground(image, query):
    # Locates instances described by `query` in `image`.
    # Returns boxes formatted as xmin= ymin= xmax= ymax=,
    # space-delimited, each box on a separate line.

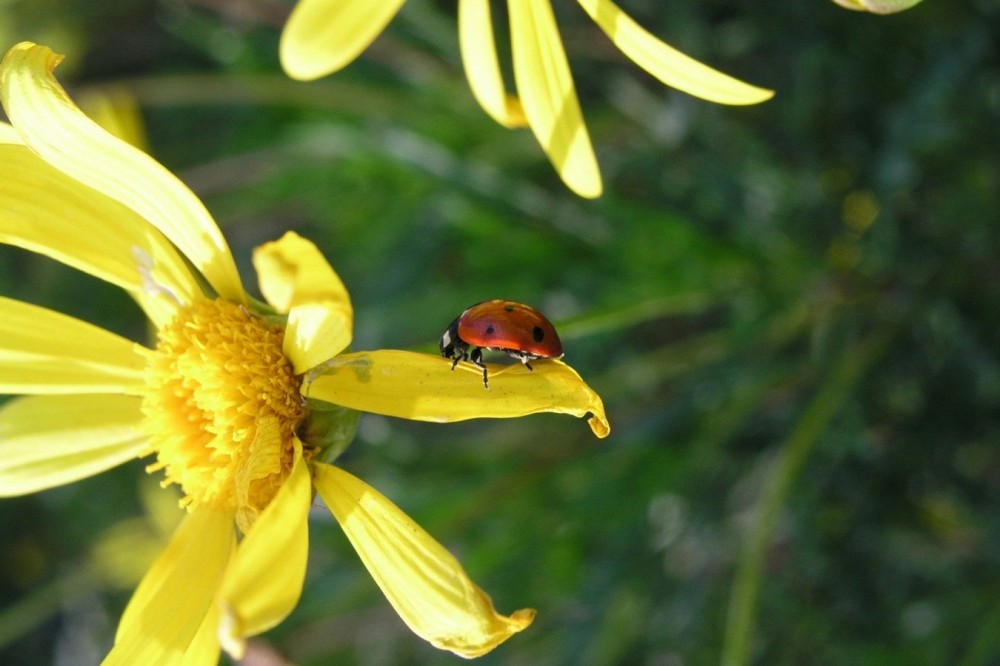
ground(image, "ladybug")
xmin=439 ymin=300 xmax=564 ymax=389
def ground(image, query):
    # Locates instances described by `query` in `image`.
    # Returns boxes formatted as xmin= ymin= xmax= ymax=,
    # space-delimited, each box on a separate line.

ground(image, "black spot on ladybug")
xmin=504 ymin=304 xmax=515 ymax=312
xmin=532 ymin=326 xmax=545 ymax=342
xmin=485 ymin=325 xmax=495 ymax=335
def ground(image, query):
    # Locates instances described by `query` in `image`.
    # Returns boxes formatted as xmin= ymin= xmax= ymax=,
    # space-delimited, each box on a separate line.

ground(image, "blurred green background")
xmin=1 ymin=0 xmax=999 ymax=664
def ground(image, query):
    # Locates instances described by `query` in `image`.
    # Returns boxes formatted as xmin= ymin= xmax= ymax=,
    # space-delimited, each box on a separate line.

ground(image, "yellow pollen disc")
xmin=142 ymin=299 xmax=304 ymax=532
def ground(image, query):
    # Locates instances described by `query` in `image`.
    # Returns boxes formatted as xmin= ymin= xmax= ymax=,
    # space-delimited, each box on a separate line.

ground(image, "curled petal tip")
xmin=589 ymin=413 xmax=611 ymax=439
xmin=434 ymin=607 xmax=537 ymax=658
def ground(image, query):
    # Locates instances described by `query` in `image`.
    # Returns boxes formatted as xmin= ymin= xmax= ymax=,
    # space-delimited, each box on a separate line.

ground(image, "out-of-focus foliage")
xmin=0 ymin=1 xmax=997 ymax=665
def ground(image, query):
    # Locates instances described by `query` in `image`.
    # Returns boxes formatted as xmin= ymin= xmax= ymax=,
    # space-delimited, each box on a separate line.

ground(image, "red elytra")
xmin=439 ymin=300 xmax=564 ymax=389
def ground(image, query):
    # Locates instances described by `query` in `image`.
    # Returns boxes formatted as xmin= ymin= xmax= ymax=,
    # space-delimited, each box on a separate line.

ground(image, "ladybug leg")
xmin=448 ymin=343 xmax=469 ymax=371
xmin=511 ymin=350 xmax=534 ymax=372
xmin=469 ymin=348 xmax=489 ymax=389
xmin=504 ymin=349 xmax=538 ymax=372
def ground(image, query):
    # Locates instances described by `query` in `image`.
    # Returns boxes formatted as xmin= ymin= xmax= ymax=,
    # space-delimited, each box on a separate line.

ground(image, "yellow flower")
xmin=280 ymin=0 xmax=774 ymax=198
xmin=0 ymin=42 xmax=610 ymax=662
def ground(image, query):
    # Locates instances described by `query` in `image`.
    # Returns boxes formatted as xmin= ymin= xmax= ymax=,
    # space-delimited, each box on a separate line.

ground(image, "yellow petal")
xmin=280 ymin=0 xmax=407 ymax=80
xmin=181 ymin=600 xmax=222 ymax=666
xmin=458 ymin=0 xmax=527 ymax=128
xmin=0 ymin=42 xmax=244 ymax=302
xmin=509 ymin=0 xmax=602 ymax=198
xmin=305 ymin=350 xmax=610 ymax=438
xmin=576 ymin=0 xmax=773 ymax=105
xmin=0 ymin=394 xmax=146 ymax=497
xmin=831 ymin=0 xmax=923 ymax=13
xmin=0 ymin=144 xmax=202 ymax=327
xmin=252 ymin=232 xmax=353 ymax=374
xmin=0 ymin=296 xmax=147 ymax=395
xmin=313 ymin=463 xmax=535 ymax=657
xmin=0 ymin=120 xmax=20 ymax=143
xmin=217 ymin=447 xmax=311 ymax=659
xmin=105 ymin=508 xmax=235 ymax=665
xmin=76 ymin=87 xmax=149 ymax=151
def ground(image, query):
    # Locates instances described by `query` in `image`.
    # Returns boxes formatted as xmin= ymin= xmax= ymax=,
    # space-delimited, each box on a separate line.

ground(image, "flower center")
xmin=142 ymin=299 xmax=304 ymax=533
